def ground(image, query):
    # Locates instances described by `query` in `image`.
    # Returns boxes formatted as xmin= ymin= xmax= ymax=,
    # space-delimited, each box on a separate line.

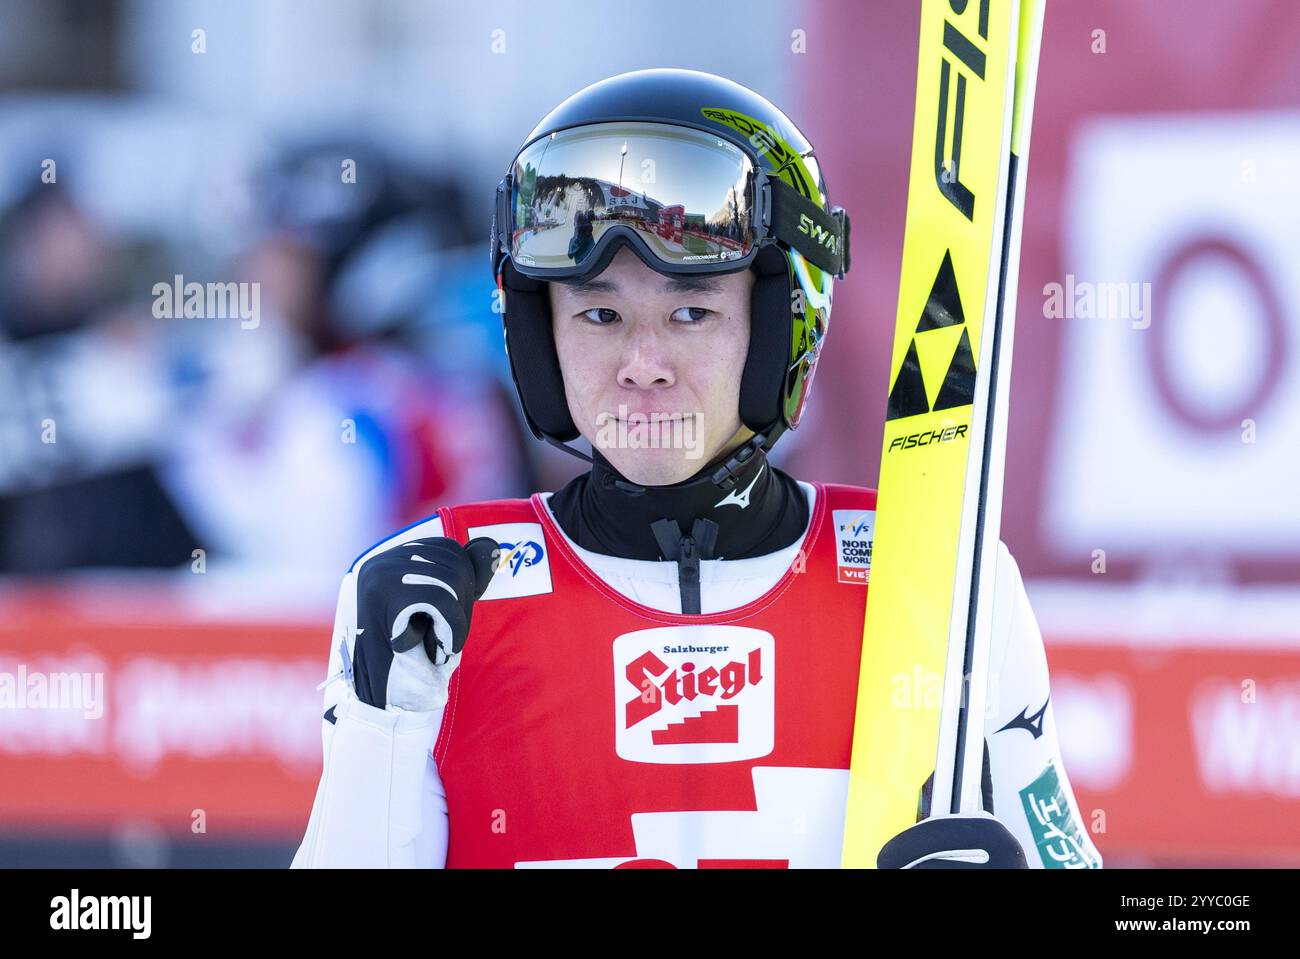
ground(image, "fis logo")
xmin=497 ymin=540 xmax=543 ymax=577
xmin=832 ymin=510 xmax=874 ymax=584
xmin=613 ymin=626 xmax=774 ymax=765
xmin=841 ymin=515 xmax=872 ymax=538
xmin=933 ymin=0 xmax=990 ymax=221
xmin=798 ymin=213 xmax=840 ymax=254
xmin=467 ymin=522 xmax=553 ymax=600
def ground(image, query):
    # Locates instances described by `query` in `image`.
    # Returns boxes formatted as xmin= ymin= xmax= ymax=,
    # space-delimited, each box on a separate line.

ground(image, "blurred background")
xmin=0 ymin=0 xmax=1295 ymax=867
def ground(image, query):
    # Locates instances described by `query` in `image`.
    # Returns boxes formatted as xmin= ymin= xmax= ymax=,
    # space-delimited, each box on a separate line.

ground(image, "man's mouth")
xmin=599 ymin=408 xmax=696 ymax=422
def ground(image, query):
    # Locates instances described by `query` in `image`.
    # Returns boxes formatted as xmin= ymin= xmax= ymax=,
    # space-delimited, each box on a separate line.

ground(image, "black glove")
xmin=352 ymin=536 xmax=499 ymax=710
xmin=877 ymin=813 xmax=1028 ymax=869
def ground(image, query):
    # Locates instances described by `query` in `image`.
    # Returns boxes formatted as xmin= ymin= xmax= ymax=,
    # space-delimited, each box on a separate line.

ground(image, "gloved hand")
xmin=351 ymin=536 xmax=500 ymax=711
xmin=877 ymin=812 xmax=1028 ymax=869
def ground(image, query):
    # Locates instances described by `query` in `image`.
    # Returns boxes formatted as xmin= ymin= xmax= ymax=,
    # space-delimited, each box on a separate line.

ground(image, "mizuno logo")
xmin=998 ymin=695 xmax=1049 ymax=739
xmin=715 ymin=463 xmax=765 ymax=510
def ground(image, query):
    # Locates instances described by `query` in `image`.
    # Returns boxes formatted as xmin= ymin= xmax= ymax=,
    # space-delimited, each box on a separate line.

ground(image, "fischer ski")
xmin=842 ymin=0 xmax=1046 ymax=867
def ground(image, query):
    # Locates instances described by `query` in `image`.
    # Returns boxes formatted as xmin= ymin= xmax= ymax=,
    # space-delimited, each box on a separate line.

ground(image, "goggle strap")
xmin=491 ymin=174 xmax=512 ymax=272
xmin=769 ymin=178 xmax=849 ymax=278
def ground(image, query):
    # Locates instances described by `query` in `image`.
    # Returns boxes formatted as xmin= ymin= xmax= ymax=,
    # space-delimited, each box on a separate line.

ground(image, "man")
xmin=293 ymin=68 xmax=1100 ymax=869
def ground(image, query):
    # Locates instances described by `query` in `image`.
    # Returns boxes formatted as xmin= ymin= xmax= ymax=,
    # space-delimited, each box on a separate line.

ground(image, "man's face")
xmin=549 ymin=245 xmax=755 ymax=486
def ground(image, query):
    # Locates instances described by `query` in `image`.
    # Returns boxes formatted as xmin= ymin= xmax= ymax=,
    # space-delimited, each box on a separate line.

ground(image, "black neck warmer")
xmin=547 ymin=447 xmax=809 ymax=563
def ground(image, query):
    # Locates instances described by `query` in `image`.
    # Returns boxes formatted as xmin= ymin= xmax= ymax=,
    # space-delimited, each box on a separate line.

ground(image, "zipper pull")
xmin=678 ymin=534 xmax=702 ymax=614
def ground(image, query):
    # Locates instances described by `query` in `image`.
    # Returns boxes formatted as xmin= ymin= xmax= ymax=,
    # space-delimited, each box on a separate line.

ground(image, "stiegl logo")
xmin=624 ymin=648 xmax=764 ymax=729
xmin=613 ymin=626 xmax=775 ymax=765
xmin=50 ymin=889 xmax=151 ymax=939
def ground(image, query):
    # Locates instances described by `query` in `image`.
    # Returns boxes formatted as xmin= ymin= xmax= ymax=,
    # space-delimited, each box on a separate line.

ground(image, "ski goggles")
xmin=492 ymin=121 xmax=849 ymax=281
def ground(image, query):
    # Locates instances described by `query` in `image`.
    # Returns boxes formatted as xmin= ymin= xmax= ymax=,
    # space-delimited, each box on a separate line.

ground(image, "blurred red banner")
xmin=0 ymin=584 xmax=323 ymax=838
xmin=3 ymin=583 xmax=1298 ymax=865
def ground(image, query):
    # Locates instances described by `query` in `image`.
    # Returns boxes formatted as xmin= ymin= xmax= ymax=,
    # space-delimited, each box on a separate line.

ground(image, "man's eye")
xmin=672 ymin=307 xmax=710 ymax=324
xmin=581 ymin=308 xmax=620 ymax=325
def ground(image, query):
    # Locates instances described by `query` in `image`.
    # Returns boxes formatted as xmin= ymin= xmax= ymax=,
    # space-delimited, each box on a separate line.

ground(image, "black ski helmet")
xmin=492 ymin=68 xmax=851 ymax=458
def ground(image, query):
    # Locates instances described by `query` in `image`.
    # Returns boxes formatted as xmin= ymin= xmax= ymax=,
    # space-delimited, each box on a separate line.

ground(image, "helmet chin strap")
xmin=542 ymin=429 xmax=772 ymax=495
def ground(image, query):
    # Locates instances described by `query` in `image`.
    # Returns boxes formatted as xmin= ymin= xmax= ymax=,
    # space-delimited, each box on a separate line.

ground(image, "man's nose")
xmin=617 ymin=326 xmax=675 ymax=389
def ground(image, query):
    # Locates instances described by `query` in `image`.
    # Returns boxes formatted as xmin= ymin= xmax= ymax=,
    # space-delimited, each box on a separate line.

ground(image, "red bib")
xmin=434 ymin=483 xmax=875 ymax=868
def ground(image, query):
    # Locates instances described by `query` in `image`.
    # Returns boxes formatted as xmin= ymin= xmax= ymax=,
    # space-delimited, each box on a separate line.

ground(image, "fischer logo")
xmin=888 ymin=423 xmax=969 ymax=452
xmin=833 ymin=509 xmax=874 ymax=584
xmin=613 ymin=626 xmax=774 ymax=765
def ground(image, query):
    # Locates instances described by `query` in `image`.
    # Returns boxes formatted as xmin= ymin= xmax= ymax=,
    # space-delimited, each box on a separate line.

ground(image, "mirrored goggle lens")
xmin=507 ymin=122 xmax=756 ymax=273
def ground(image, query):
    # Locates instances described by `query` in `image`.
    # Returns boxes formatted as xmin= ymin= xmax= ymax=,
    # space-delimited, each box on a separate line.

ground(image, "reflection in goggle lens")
xmin=509 ymin=122 xmax=757 ymax=273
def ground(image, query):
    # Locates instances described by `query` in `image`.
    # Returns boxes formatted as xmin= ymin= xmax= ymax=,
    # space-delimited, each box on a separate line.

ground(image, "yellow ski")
xmin=843 ymin=0 xmax=1046 ymax=867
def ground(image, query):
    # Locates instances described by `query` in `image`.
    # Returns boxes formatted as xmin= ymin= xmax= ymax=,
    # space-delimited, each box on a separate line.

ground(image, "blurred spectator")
xmin=0 ymin=183 xmax=199 ymax=572
xmin=161 ymin=140 xmax=535 ymax=578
